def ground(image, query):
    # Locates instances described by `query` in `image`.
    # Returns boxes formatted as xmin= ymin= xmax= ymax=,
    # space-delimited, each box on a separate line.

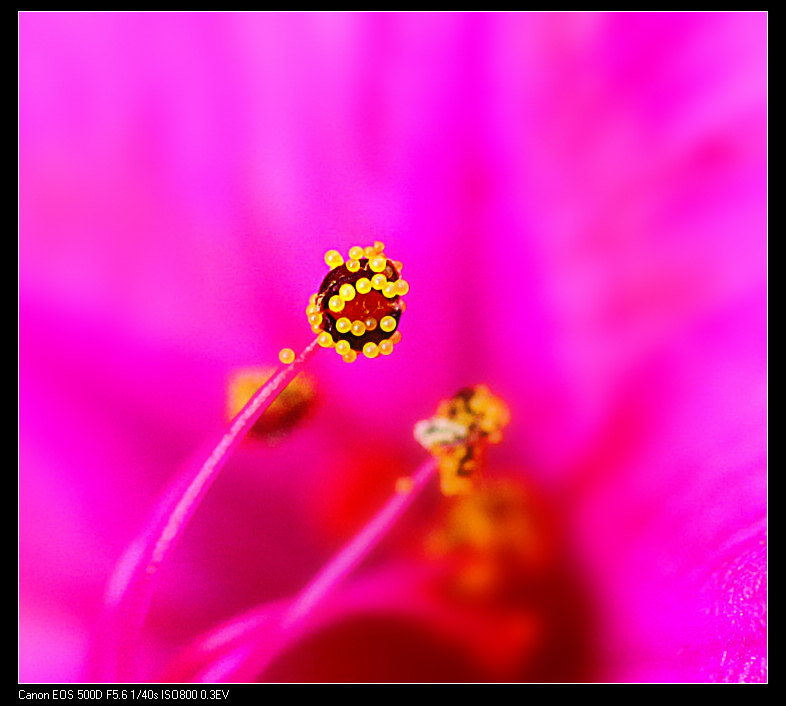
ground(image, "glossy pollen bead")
xmin=346 ymin=259 xmax=360 ymax=273
xmin=278 ymin=348 xmax=295 ymax=364
xmin=390 ymin=330 xmax=402 ymax=344
xmin=382 ymin=282 xmax=397 ymax=298
xmin=363 ymin=342 xmax=380 ymax=359
xmin=379 ymin=340 xmax=394 ymax=356
xmin=317 ymin=331 xmax=334 ymax=348
xmin=395 ymin=279 xmax=409 ymax=296
xmin=308 ymin=312 xmax=322 ymax=326
xmin=364 ymin=316 xmax=377 ymax=331
xmin=369 ymin=256 xmax=387 ymax=273
xmin=335 ymin=339 xmax=351 ymax=356
xmin=350 ymin=320 xmax=366 ymax=337
xmin=336 ymin=317 xmax=351 ymax=334
xmin=342 ymin=350 xmax=358 ymax=363
xmin=356 ymin=277 xmax=372 ymax=294
xmin=324 ymin=250 xmax=344 ymax=268
xmin=348 ymin=246 xmax=365 ymax=260
xmin=328 ymin=295 xmax=345 ymax=312
xmin=339 ymin=283 xmax=356 ymax=301
xmin=371 ymin=274 xmax=387 ymax=290
xmin=380 ymin=316 xmax=397 ymax=332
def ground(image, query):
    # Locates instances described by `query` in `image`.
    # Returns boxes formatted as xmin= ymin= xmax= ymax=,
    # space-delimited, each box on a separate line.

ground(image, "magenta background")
xmin=19 ymin=12 xmax=767 ymax=682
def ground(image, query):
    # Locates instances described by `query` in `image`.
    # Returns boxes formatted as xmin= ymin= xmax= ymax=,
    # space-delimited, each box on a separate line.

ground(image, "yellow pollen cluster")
xmin=306 ymin=242 xmax=408 ymax=362
xmin=414 ymin=385 xmax=510 ymax=496
xmin=428 ymin=481 xmax=538 ymax=557
xmin=424 ymin=480 xmax=553 ymax=601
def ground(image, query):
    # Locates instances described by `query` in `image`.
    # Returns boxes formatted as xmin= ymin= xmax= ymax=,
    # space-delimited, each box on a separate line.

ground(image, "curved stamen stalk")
xmin=282 ymin=458 xmax=437 ymax=629
xmin=98 ymin=338 xmax=319 ymax=682
xmin=160 ymin=385 xmax=511 ymax=682
xmin=98 ymin=242 xmax=412 ymax=682
xmin=186 ymin=459 xmax=438 ymax=682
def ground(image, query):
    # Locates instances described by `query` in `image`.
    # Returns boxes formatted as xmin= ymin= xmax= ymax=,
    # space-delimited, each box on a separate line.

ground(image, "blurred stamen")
xmin=98 ymin=337 xmax=319 ymax=681
xmin=282 ymin=458 xmax=437 ymax=629
xmin=190 ymin=458 xmax=438 ymax=682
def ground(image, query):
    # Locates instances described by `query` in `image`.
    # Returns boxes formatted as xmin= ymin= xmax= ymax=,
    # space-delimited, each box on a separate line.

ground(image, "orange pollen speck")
xmin=395 ymin=476 xmax=414 ymax=494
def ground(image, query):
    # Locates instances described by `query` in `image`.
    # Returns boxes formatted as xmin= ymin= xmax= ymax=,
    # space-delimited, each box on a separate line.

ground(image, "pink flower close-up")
xmin=19 ymin=12 xmax=767 ymax=683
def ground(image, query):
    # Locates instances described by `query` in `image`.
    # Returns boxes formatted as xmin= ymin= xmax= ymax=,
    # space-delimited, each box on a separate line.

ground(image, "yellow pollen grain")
xmin=356 ymin=277 xmax=372 ymax=294
xmin=364 ymin=246 xmax=376 ymax=258
xmin=382 ymin=282 xmax=397 ymax=298
xmin=329 ymin=295 xmax=345 ymax=312
xmin=369 ymin=256 xmax=387 ymax=273
xmin=278 ymin=348 xmax=295 ymax=364
xmin=373 ymin=240 xmax=385 ymax=253
xmin=335 ymin=339 xmax=351 ymax=355
xmin=339 ymin=283 xmax=356 ymax=301
xmin=351 ymin=320 xmax=366 ymax=337
xmin=349 ymin=246 xmax=365 ymax=260
xmin=390 ymin=330 xmax=402 ymax=344
xmin=364 ymin=316 xmax=377 ymax=331
xmin=336 ymin=317 xmax=351 ymax=334
xmin=379 ymin=340 xmax=394 ymax=356
xmin=308 ymin=312 xmax=322 ymax=326
xmin=342 ymin=350 xmax=358 ymax=363
xmin=371 ymin=274 xmax=387 ymax=290
xmin=363 ymin=342 xmax=380 ymax=359
xmin=395 ymin=280 xmax=409 ymax=296
xmin=380 ymin=316 xmax=397 ymax=332
xmin=469 ymin=396 xmax=490 ymax=414
xmin=346 ymin=259 xmax=360 ymax=273
xmin=324 ymin=250 xmax=344 ymax=268
xmin=317 ymin=332 xmax=335 ymax=348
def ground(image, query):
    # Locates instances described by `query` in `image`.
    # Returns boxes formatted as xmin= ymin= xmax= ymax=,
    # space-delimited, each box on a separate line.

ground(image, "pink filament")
xmin=196 ymin=458 xmax=438 ymax=682
xmin=97 ymin=338 xmax=320 ymax=682
xmin=282 ymin=458 xmax=437 ymax=629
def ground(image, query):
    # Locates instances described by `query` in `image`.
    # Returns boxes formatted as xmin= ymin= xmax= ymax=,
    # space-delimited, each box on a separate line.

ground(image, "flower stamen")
xmin=99 ymin=243 xmax=407 ymax=680
xmin=415 ymin=385 xmax=511 ymax=495
xmin=311 ymin=243 xmax=408 ymax=362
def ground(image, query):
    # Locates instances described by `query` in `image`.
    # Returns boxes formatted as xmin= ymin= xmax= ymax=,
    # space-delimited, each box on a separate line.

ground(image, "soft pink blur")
xmin=19 ymin=12 xmax=767 ymax=683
